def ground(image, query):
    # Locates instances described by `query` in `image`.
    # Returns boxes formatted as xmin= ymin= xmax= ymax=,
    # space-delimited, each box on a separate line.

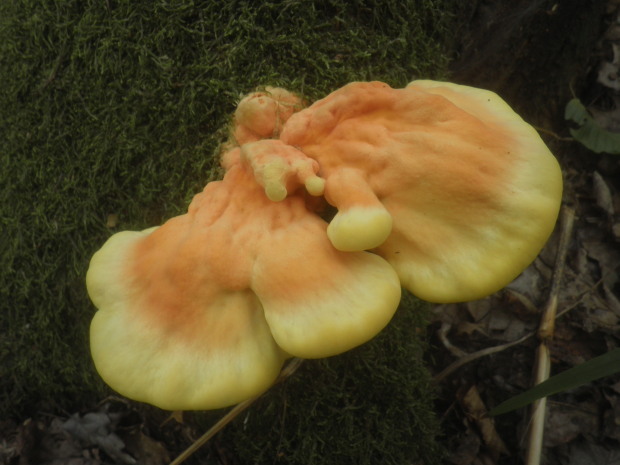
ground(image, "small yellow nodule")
xmin=260 ymin=159 xmax=289 ymax=201
xmin=327 ymin=206 xmax=393 ymax=251
xmin=265 ymin=182 xmax=288 ymax=202
xmin=304 ymin=176 xmax=326 ymax=196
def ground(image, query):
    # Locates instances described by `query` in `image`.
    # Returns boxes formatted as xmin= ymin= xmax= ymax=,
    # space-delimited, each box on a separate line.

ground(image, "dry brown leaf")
xmin=559 ymin=440 xmax=620 ymax=465
xmin=592 ymin=172 xmax=614 ymax=218
xmin=448 ymin=428 xmax=481 ymax=465
xmin=121 ymin=428 xmax=170 ymax=465
xmin=63 ymin=412 xmax=135 ymax=464
xmin=544 ymin=401 xmax=599 ymax=448
xmin=460 ymin=386 xmax=509 ymax=461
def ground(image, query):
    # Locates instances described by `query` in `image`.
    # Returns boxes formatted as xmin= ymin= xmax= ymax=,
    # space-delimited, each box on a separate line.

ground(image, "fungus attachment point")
xmin=233 ymin=86 xmax=305 ymax=144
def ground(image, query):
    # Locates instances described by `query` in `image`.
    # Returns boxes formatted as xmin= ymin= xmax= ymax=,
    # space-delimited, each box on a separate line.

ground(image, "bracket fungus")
xmin=86 ymin=152 xmax=401 ymax=411
xmin=86 ymin=81 xmax=562 ymax=411
xmin=280 ymin=80 xmax=563 ymax=302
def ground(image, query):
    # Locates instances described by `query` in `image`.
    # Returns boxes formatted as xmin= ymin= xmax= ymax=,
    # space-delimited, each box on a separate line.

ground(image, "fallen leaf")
xmin=560 ymin=440 xmax=620 ymax=465
xmin=544 ymin=401 xmax=599 ymax=448
xmin=593 ymin=171 xmax=615 ymax=218
xmin=63 ymin=412 xmax=135 ymax=464
xmin=121 ymin=428 xmax=170 ymax=465
xmin=448 ymin=427 xmax=480 ymax=465
xmin=459 ymin=385 xmax=509 ymax=460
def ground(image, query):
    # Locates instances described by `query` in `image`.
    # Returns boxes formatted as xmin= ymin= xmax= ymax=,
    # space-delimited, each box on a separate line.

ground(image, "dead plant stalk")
xmin=525 ymin=205 xmax=575 ymax=465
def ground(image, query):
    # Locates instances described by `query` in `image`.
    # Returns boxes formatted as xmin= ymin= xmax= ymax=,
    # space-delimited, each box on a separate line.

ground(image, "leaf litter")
xmin=431 ymin=1 xmax=620 ymax=464
xmin=0 ymin=399 xmax=170 ymax=465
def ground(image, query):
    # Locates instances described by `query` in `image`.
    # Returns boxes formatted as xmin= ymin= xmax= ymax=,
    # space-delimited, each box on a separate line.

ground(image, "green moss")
xmin=219 ymin=294 xmax=443 ymax=465
xmin=1 ymin=0 xmax=456 ymax=429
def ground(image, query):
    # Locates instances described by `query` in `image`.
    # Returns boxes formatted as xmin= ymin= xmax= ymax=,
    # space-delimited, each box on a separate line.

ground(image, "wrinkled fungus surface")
xmin=86 ymin=81 xmax=563 ymax=410
xmin=281 ymin=81 xmax=563 ymax=302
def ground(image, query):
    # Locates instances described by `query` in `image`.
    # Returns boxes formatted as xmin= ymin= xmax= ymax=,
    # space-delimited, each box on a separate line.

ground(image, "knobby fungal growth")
xmin=86 ymin=81 xmax=563 ymax=411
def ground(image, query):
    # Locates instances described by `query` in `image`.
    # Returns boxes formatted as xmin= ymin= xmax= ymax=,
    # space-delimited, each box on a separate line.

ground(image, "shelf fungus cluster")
xmin=86 ymin=81 xmax=563 ymax=410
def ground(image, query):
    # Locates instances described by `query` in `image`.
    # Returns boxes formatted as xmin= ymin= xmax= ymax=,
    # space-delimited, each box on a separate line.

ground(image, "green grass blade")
xmin=490 ymin=349 xmax=620 ymax=416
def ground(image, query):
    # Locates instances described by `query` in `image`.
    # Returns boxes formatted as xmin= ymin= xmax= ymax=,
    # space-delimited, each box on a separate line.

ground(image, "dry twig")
xmin=534 ymin=126 xmax=574 ymax=142
xmin=433 ymin=332 xmax=535 ymax=383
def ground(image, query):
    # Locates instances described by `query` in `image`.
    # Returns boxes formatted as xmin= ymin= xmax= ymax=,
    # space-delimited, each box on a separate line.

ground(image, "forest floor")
xmin=435 ymin=1 xmax=620 ymax=464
